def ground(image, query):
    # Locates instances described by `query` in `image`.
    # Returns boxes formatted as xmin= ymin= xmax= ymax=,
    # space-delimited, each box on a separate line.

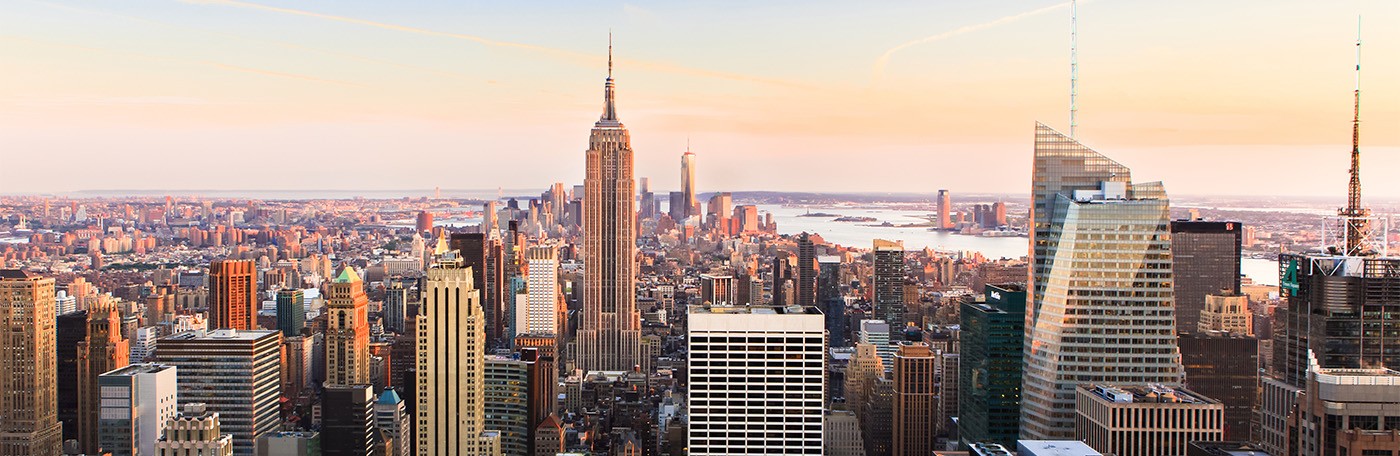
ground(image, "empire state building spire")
xmin=600 ymin=33 xmax=619 ymax=123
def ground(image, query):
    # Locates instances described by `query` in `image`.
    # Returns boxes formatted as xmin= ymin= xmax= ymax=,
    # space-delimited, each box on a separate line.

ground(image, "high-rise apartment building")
xmin=958 ymin=284 xmax=1025 ymax=448
xmin=1075 ymin=384 xmax=1224 ymax=456
xmin=417 ymin=255 xmax=495 ymax=455
xmin=892 ymin=343 xmax=937 ymax=456
xmin=0 ymin=270 xmax=63 ymax=456
xmin=687 ymin=305 xmax=825 ymax=455
xmin=97 ymin=364 xmax=179 ymax=456
xmin=522 ymin=245 xmax=560 ymax=336
xmin=275 ymin=288 xmax=305 ymax=337
xmin=1022 ymin=123 xmax=1184 ymax=439
xmin=325 ymin=267 xmax=370 ymax=387
xmin=1170 ymin=220 xmax=1243 ymax=334
xmin=872 ymin=239 xmax=906 ymax=340
xmin=681 ymin=149 xmax=697 ymax=220
xmin=209 ymin=259 xmax=256 ymax=330
xmin=156 ymin=329 xmax=282 ymax=456
xmin=416 ymin=211 xmax=434 ymax=233
xmin=154 ymin=403 xmax=234 ymax=456
xmin=576 ymin=47 xmax=642 ymax=373
xmin=78 ymin=299 xmax=131 ymax=454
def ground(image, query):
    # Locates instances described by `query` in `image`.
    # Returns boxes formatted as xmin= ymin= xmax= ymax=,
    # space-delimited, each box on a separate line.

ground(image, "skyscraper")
xmin=0 ymin=270 xmax=63 ymax=456
xmin=872 ymin=239 xmax=906 ymax=340
xmin=97 ymin=363 xmax=179 ymax=456
xmin=937 ymin=190 xmax=953 ymax=229
xmin=78 ymin=300 xmax=130 ymax=454
xmin=681 ymin=148 xmax=697 ymax=220
xmin=275 ymin=288 xmax=305 ymax=337
xmin=209 ymin=259 xmax=256 ymax=330
xmin=1170 ymin=220 xmax=1242 ymax=334
xmin=155 ymin=329 xmax=282 ymax=456
xmin=817 ymin=256 xmax=847 ymax=347
xmin=577 ymin=42 xmax=642 ymax=372
xmin=418 ymin=255 xmax=494 ymax=455
xmin=450 ymin=232 xmax=499 ymax=345
xmin=521 ymin=245 xmax=560 ymax=336
xmin=892 ymin=343 xmax=937 ymax=456
xmin=375 ymin=390 xmax=411 ymax=456
xmin=154 ymin=403 xmax=233 ymax=456
xmin=1273 ymin=253 xmax=1400 ymax=387
xmin=796 ymin=233 xmax=817 ymax=308
xmin=687 ymin=305 xmax=825 ymax=455
xmin=1074 ymin=384 xmax=1224 ymax=456
xmin=57 ymin=310 xmax=88 ymax=442
xmin=484 ymin=355 xmax=530 ymax=456
xmin=958 ymin=284 xmax=1026 ymax=448
xmin=321 ymin=385 xmax=377 ymax=456
xmin=384 ymin=282 xmax=408 ymax=335
xmin=325 ymin=267 xmax=370 ymax=387
xmin=1021 ymin=123 xmax=1184 ymax=440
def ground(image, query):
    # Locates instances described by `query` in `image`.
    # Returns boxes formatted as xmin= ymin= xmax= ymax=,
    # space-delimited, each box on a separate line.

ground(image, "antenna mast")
xmin=1341 ymin=17 xmax=1370 ymax=256
xmin=1069 ymin=0 xmax=1078 ymax=139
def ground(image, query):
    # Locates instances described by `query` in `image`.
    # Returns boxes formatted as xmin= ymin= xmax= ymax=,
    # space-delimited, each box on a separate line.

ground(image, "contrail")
xmin=872 ymin=1 xmax=1078 ymax=83
xmin=182 ymin=0 xmax=812 ymax=89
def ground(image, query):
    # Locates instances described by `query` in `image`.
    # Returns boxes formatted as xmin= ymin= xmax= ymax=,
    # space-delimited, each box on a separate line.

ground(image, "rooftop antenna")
xmin=608 ymin=29 xmax=613 ymax=79
xmin=1069 ymin=0 xmax=1079 ymax=139
xmin=1340 ymin=16 xmax=1370 ymax=256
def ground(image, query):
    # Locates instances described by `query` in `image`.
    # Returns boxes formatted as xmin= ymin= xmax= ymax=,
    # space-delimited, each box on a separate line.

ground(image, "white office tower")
xmin=688 ymin=305 xmax=826 ymax=455
xmin=1021 ymin=123 xmax=1185 ymax=439
xmin=97 ymin=364 xmax=179 ymax=456
xmin=858 ymin=319 xmax=894 ymax=371
xmin=417 ymin=254 xmax=499 ymax=455
xmin=521 ymin=245 xmax=560 ymax=336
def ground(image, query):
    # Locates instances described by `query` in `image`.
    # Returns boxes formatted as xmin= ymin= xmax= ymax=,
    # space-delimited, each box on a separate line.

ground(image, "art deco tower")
xmin=78 ymin=298 xmax=129 ymax=454
xmin=325 ymin=267 xmax=370 ymax=386
xmin=576 ymin=40 xmax=642 ymax=372
xmin=0 ymin=270 xmax=63 ymax=456
xmin=417 ymin=255 xmax=496 ymax=455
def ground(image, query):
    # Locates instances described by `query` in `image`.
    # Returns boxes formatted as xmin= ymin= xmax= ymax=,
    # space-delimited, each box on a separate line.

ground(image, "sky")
xmin=1 ymin=0 xmax=1398 ymax=198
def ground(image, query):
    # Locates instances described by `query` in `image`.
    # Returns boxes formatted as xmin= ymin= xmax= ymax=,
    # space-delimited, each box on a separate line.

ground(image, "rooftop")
xmin=688 ymin=304 xmax=822 ymax=315
xmin=1082 ymin=384 xmax=1218 ymax=405
xmin=101 ymin=363 xmax=175 ymax=377
xmin=163 ymin=328 xmax=279 ymax=341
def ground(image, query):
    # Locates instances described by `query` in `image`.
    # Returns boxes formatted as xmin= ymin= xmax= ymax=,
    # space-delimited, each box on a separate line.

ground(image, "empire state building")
xmin=576 ymin=42 xmax=641 ymax=372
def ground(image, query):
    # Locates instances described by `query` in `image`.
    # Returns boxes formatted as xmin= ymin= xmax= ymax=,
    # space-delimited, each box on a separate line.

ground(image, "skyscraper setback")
xmin=576 ymin=42 xmax=642 ymax=372
xmin=1021 ymin=123 xmax=1184 ymax=440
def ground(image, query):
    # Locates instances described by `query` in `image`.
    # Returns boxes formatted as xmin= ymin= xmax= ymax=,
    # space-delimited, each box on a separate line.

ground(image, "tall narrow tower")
xmin=0 ymin=270 xmax=64 ymax=456
xmin=577 ymin=37 xmax=642 ymax=372
xmin=1339 ymin=21 xmax=1370 ymax=256
xmin=324 ymin=266 xmax=370 ymax=387
xmin=681 ymin=148 xmax=697 ymax=220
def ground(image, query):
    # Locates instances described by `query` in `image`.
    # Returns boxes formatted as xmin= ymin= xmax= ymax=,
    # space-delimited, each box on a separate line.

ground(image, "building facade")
xmin=97 ymin=364 xmax=179 ymax=456
xmin=892 ymin=343 xmax=937 ymax=456
xmin=155 ymin=329 xmax=282 ymax=456
xmin=325 ymin=267 xmax=370 ymax=387
xmin=872 ymin=239 xmax=906 ymax=340
xmin=958 ymin=284 xmax=1025 ymax=447
xmin=209 ymin=259 xmax=256 ymax=330
xmin=0 ymin=270 xmax=63 ymax=456
xmin=1075 ymin=384 xmax=1224 ymax=456
xmin=417 ymin=255 xmax=495 ymax=455
xmin=275 ymin=288 xmax=305 ymax=337
xmin=154 ymin=403 xmax=233 ymax=456
xmin=1170 ymin=220 xmax=1243 ymax=334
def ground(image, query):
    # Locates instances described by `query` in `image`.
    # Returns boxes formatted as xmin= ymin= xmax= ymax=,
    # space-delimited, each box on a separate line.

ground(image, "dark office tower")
xmin=958 ymin=284 xmax=1025 ymax=448
xmin=1022 ymin=123 xmax=1183 ymax=440
xmin=576 ymin=43 xmax=642 ymax=372
xmin=1274 ymin=254 xmax=1400 ymax=387
xmin=1179 ymin=331 xmax=1258 ymax=441
xmin=322 ymin=385 xmax=378 ymax=456
xmin=156 ymin=329 xmax=282 ymax=456
xmin=451 ymin=232 xmax=499 ymax=344
xmin=1171 ymin=220 xmax=1243 ymax=334
xmin=209 ymin=259 xmax=256 ymax=330
xmin=681 ymin=148 xmax=697 ymax=219
xmin=0 ymin=270 xmax=63 ymax=456
xmin=796 ymin=233 xmax=817 ymax=308
xmin=668 ymin=191 xmax=687 ymax=222
xmin=771 ymin=254 xmax=793 ymax=306
xmin=937 ymin=190 xmax=953 ymax=229
xmin=416 ymin=211 xmax=434 ymax=233
xmin=521 ymin=347 xmax=556 ymax=451
xmin=818 ymin=256 xmax=847 ymax=347
xmin=275 ymin=288 xmax=305 ymax=337
xmin=873 ymin=239 xmax=906 ymax=340
xmin=384 ymin=282 xmax=408 ymax=334
xmin=77 ymin=301 xmax=130 ymax=454
xmin=57 ymin=310 xmax=88 ymax=442
xmin=892 ymin=343 xmax=937 ymax=456
xmin=637 ymin=177 xmax=655 ymax=221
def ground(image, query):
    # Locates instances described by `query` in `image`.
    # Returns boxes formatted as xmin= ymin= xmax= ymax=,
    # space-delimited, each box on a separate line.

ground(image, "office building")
xmin=97 ymin=364 xmax=179 ymax=456
xmin=698 ymin=274 xmax=735 ymax=306
xmin=844 ymin=342 xmax=884 ymax=424
xmin=892 ymin=343 xmax=937 ymax=456
xmin=681 ymin=148 xmax=697 ymax=220
xmin=325 ymin=267 xmax=370 ymax=387
xmin=1179 ymin=331 xmax=1258 ymax=441
xmin=418 ymin=255 xmax=495 ymax=455
xmin=256 ymin=432 xmax=320 ymax=456
xmin=1075 ymin=384 xmax=1224 ymax=456
xmin=209 ymin=259 xmax=256 ymax=330
xmin=859 ymin=320 xmax=895 ymax=372
xmin=1273 ymin=351 xmax=1400 ymax=456
xmin=823 ymin=409 xmax=864 ymax=456
xmin=687 ymin=305 xmax=825 ymax=455
xmin=937 ymin=190 xmax=953 ymax=229
xmin=1171 ymin=220 xmax=1243 ymax=334
xmin=817 ymin=256 xmax=846 ymax=347
xmin=375 ymin=390 xmax=410 ymax=456
xmin=0 ymin=270 xmax=64 ymax=456
xmin=78 ymin=299 xmax=131 ymax=453
xmin=283 ymin=335 xmax=313 ymax=400
xmin=384 ymin=282 xmax=408 ymax=335
xmin=322 ymin=385 xmax=377 ymax=456
xmin=1022 ymin=123 xmax=1185 ymax=439
xmin=519 ymin=347 xmax=555 ymax=453
xmin=1017 ymin=440 xmax=1103 ymax=456
xmin=522 ymin=245 xmax=560 ymax=336
xmin=958 ymin=284 xmax=1025 ymax=447
xmin=1184 ymin=442 xmax=1273 ymax=456
xmin=416 ymin=211 xmax=434 ymax=233
xmin=1274 ymin=254 xmax=1400 ymax=387
xmin=576 ymin=46 xmax=642 ymax=373
xmin=275 ymin=288 xmax=305 ymax=337
xmin=1197 ymin=293 xmax=1252 ymax=335
xmin=155 ymin=329 xmax=281 ymax=456
xmin=796 ymin=233 xmax=817 ymax=307
xmin=450 ymin=232 xmax=502 ymax=346
xmin=154 ymin=403 xmax=233 ymax=456
xmin=872 ymin=239 xmax=906 ymax=340
xmin=485 ymin=356 xmax=530 ymax=456
xmin=57 ymin=310 xmax=88 ymax=442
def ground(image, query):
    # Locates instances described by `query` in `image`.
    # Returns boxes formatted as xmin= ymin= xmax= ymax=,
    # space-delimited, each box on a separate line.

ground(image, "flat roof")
xmin=1082 ymin=384 xmax=1219 ymax=405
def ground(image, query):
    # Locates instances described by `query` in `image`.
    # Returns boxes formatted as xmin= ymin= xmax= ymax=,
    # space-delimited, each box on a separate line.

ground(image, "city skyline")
xmin=2 ymin=0 xmax=1398 ymax=197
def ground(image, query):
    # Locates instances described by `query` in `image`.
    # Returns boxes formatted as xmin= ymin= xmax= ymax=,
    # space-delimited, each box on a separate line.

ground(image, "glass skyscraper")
xmin=959 ymin=284 xmax=1026 ymax=448
xmin=1021 ymin=123 xmax=1184 ymax=440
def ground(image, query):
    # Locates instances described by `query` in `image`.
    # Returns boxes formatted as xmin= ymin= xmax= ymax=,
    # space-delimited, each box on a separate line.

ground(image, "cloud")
xmin=872 ymin=1 xmax=1078 ymax=83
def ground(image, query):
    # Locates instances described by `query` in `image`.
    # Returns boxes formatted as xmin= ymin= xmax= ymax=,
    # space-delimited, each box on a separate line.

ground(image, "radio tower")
xmin=1069 ymin=0 xmax=1078 ymax=139
xmin=1340 ymin=18 xmax=1370 ymax=256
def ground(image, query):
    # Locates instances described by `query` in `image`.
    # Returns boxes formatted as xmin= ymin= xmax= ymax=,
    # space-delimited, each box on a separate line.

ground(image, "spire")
xmin=1340 ymin=16 xmax=1370 ymax=256
xmin=1069 ymin=0 xmax=1078 ymax=139
xmin=600 ymin=32 xmax=619 ymax=122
